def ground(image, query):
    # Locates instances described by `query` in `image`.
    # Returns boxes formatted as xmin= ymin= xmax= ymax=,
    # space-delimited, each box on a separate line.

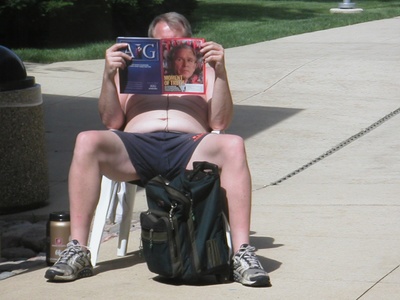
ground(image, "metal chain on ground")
xmin=257 ymin=107 xmax=400 ymax=190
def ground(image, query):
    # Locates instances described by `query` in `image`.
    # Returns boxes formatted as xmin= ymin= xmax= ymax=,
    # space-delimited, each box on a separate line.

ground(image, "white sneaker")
xmin=232 ymin=244 xmax=271 ymax=287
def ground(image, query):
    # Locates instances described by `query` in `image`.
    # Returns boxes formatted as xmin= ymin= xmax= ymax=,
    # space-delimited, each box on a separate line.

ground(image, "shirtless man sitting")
xmin=45 ymin=12 xmax=270 ymax=287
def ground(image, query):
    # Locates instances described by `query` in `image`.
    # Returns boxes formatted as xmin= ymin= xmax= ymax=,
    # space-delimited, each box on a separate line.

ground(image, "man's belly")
xmin=124 ymin=110 xmax=210 ymax=133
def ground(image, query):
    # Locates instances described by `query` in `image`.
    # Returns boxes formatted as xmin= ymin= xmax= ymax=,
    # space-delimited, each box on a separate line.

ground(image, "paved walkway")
xmin=1 ymin=18 xmax=400 ymax=299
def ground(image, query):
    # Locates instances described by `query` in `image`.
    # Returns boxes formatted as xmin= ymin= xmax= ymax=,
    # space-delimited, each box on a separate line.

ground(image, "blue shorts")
xmin=112 ymin=131 xmax=208 ymax=186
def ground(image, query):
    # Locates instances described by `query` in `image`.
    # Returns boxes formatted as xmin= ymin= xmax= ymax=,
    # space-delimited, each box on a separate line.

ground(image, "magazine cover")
xmin=117 ymin=37 xmax=205 ymax=94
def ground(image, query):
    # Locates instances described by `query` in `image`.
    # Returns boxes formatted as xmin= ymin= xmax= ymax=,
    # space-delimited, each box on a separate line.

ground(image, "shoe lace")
xmin=58 ymin=245 xmax=80 ymax=264
xmin=238 ymin=245 xmax=262 ymax=269
xmin=57 ymin=242 xmax=89 ymax=264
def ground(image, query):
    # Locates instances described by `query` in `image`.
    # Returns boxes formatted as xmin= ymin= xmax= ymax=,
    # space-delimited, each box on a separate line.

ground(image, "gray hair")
xmin=148 ymin=12 xmax=192 ymax=38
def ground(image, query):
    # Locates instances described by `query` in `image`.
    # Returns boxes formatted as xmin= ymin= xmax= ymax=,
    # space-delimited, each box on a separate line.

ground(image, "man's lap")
xmin=112 ymin=131 xmax=208 ymax=186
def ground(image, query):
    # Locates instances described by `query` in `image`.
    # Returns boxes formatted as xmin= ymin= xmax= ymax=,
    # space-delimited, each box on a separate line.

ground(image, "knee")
xmin=222 ymin=135 xmax=247 ymax=160
xmin=74 ymin=131 xmax=103 ymax=156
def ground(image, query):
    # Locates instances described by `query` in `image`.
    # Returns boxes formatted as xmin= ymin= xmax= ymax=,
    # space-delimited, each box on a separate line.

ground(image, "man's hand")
xmin=104 ymin=43 xmax=133 ymax=79
xmin=200 ymin=41 xmax=227 ymax=78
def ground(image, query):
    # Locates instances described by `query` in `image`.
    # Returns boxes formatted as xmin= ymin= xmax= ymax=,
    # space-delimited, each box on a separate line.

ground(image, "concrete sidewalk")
xmin=1 ymin=18 xmax=400 ymax=299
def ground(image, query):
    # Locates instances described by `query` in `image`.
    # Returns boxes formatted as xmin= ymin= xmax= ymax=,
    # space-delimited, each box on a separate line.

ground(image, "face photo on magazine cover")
xmin=163 ymin=39 xmax=204 ymax=93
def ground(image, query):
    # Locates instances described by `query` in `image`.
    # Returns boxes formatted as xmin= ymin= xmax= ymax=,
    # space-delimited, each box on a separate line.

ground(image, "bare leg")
xmin=68 ymin=130 xmax=139 ymax=246
xmin=188 ymin=134 xmax=251 ymax=253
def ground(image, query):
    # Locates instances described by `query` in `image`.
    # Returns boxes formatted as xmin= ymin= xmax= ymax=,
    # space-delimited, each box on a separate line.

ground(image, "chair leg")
xmin=88 ymin=176 xmax=117 ymax=267
xmin=117 ymin=183 xmax=137 ymax=257
xmin=222 ymin=212 xmax=233 ymax=259
xmin=89 ymin=177 xmax=137 ymax=266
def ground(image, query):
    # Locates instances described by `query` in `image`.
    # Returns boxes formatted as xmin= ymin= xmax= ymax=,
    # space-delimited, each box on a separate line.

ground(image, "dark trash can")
xmin=0 ymin=46 xmax=49 ymax=213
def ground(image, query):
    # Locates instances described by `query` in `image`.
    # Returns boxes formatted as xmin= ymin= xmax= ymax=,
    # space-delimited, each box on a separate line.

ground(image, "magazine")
xmin=117 ymin=37 xmax=206 ymax=94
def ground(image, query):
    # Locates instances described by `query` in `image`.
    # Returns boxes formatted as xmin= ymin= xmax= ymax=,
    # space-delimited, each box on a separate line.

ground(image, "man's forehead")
xmin=153 ymin=21 xmax=185 ymax=38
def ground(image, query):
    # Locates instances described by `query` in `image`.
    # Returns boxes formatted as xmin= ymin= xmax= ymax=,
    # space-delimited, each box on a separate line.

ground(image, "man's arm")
xmin=201 ymin=42 xmax=233 ymax=131
xmin=98 ymin=43 xmax=132 ymax=130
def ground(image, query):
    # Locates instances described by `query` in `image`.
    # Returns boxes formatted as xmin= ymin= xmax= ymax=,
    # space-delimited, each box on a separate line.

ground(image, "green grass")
xmin=14 ymin=0 xmax=400 ymax=63
xmin=15 ymin=41 xmax=111 ymax=64
xmin=193 ymin=0 xmax=400 ymax=48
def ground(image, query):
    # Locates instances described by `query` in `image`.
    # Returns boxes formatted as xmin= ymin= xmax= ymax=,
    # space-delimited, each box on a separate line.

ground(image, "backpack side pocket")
xmin=140 ymin=210 xmax=182 ymax=278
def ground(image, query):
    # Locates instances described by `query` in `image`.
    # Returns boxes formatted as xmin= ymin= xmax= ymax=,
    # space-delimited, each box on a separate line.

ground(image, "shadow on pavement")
xmin=228 ymin=105 xmax=303 ymax=140
xmin=95 ymin=250 xmax=144 ymax=275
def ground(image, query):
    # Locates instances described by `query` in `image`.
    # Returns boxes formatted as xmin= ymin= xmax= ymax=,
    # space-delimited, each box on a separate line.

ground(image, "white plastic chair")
xmin=88 ymin=177 xmax=137 ymax=266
